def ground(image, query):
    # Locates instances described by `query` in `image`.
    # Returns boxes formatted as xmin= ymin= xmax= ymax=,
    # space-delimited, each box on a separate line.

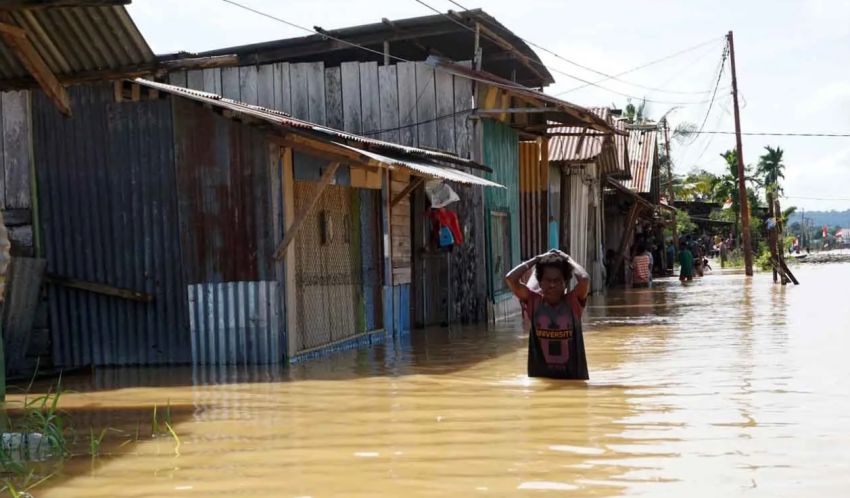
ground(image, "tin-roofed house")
xmin=166 ymin=9 xmax=615 ymax=326
xmin=27 ymin=77 xmax=500 ymax=368
xmin=544 ymin=109 xmax=629 ymax=294
xmin=604 ymin=125 xmax=672 ymax=286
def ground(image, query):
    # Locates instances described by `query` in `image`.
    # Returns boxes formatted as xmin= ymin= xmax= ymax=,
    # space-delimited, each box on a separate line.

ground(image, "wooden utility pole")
xmin=727 ymin=31 xmax=753 ymax=276
xmin=662 ymin=119 xmax=677 ymax=266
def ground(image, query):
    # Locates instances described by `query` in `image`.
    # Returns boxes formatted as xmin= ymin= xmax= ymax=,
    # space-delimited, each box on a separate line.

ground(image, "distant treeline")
xmin=787 ymin=209 xmax=850 ymax=229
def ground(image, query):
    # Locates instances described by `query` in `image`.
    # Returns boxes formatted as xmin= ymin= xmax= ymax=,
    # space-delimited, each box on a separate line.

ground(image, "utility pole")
xmin=663 ymin=119 xmax=677 ymax=264
xmin=727 ymin=30 xmax=753 ymax=276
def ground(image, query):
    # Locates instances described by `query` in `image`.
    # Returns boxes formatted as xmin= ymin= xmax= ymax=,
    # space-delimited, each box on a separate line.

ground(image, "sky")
xmin=127 ymin=0 xmax=850 ymax=214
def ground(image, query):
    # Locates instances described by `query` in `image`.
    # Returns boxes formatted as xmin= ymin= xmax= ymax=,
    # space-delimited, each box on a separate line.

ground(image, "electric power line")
xmin=221 ymin=0 xmax=413 ymax=64
xmin=783 ymin=196 xmax=850 ymax=201
xmin=686 ymin=44 xmax=729 ymax=146
xmin=412 ymin=0 xmax=719 ymax=106
xmin=362 ymin=107 xmax=476 ymax=135
xmin=557 ymin=37 xmax=726 ymax=96
xmin=444 ymin=0 xmax=723 ymax=96
xmin=686 ymin=131 xmax=850 ymax=137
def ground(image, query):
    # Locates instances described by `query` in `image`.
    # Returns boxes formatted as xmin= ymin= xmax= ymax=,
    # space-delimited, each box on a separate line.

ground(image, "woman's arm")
xmin=505 ymin=254 xmax=544 ymax=301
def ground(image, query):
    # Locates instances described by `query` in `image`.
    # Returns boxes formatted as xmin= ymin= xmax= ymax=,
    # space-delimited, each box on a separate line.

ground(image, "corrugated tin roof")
xmin=607 ymin=177 xmax=655 ymax=211
xmin=335 ymin=144 xmax=504 ymax=188
xmin=185 ymin=9 xmax=553 ymax=88
xmin=0 ymin=5 xmax=153 ymax=88
xmin=133 ymin=78 xmax=497 ymax=185
xmin=547 ymin=108 xmax=629 ymax=178
xmin=622 ymin=127 xmax=658 ymax=194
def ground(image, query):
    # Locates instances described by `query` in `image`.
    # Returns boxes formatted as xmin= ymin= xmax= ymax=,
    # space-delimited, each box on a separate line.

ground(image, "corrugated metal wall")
xmin=566 ymin=168 xmax=590 ymax=271
xmin=518 ymin=140 xmax=548 ymax=260
xmin=171 ymin=97 xmax=282 ymax=365
xmin=34 ymin=84 xmax=190 ymax=367
xmin=564 ymin=164 xmax=605 ymax=293
xmin=483 ymin=119 xmax=519 ymax=299
xmin=173 ymin=59 xmax=483 ymax=332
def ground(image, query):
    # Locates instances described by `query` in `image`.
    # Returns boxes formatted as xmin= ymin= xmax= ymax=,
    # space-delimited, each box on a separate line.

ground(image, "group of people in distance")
xmin=678 ymin=235 xmax=711 ymax=282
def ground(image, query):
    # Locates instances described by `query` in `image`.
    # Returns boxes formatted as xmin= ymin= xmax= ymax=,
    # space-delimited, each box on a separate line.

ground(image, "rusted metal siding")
xmin=33 ymin=84 xmax=189 ymax=367
xmin=622 ymin=128 xmax=658 ymax=194
xmin=172 ymin=98 xmax=275 ymax=283
xmin=0 ymin=6 xmax=154 ymax=84
xmin=518 ymin=140 xmax=547 ymax=260
xmin=172 ymin=97 xmax=282 ymax=365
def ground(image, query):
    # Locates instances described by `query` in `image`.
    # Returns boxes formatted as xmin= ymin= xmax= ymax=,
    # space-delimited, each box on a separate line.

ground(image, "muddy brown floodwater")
xmin=11 ymin=263 xmax=850 ymax=497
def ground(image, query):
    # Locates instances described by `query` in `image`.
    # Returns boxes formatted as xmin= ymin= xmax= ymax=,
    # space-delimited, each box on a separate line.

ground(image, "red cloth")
xmin=429 ymin=208 xmax=464 ymax=244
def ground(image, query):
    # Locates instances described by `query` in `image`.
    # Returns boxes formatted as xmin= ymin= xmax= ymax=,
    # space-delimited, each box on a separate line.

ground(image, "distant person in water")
xmin=505 ymin=249 xmax=590 ymax=380
xmin=679 ymin=243 xmax=695 ymax=282
xmin=630 ymin=242 xmax=653 ymax=288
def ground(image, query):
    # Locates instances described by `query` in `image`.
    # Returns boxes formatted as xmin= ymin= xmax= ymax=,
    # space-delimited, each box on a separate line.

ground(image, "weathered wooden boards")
xmin=172 ymin=60 xmax=475 ymax=287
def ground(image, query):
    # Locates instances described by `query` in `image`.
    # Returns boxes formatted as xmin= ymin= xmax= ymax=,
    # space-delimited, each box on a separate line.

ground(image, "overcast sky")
xmin=128 ymin=0 xmax=850 ymax=214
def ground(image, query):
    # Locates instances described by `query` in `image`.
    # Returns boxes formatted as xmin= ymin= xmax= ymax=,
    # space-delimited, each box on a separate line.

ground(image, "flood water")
xmin=12 ymin=263 xmax=850 ymax=497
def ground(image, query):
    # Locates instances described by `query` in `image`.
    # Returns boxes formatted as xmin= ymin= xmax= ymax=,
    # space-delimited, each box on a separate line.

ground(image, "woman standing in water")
xmin=505 ymin=250 xmax=590 ymax=380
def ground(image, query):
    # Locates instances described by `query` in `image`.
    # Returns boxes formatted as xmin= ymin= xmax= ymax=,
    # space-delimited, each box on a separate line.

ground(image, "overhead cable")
xmin=444 ymin=0 xmax=724 ymax=96
xmin=412 ymin=0 xmax=717 ymax=106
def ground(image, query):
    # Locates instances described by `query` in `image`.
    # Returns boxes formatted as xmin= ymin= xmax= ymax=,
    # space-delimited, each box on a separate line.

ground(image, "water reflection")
xmin=8 ymin=264 xmax=850 ymax=497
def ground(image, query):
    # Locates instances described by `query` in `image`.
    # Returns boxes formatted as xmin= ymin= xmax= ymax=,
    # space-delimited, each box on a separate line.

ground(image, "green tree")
xmin=674 ymin=169 xmax=719 ymax=201
xmin=624 ymin=99 xmax=649 ymax=124
xmin=757 ymin=145 xmax=786 ymax=194
xmin=676 ymin=210 xmax=697 ymax=235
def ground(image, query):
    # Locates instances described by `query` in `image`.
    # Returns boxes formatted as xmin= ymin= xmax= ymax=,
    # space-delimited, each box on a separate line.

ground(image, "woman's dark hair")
xmin=535 ymin=254 xmax=573 ymax=282
xmin=636 ymin=241 xmax=646 ymax=254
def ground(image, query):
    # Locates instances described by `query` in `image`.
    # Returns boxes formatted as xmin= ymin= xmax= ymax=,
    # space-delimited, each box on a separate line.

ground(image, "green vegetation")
xmin=671 ymin=144 xmax=798 ymax=269
xmin=0 ymin=377 xmax=181 ymax=496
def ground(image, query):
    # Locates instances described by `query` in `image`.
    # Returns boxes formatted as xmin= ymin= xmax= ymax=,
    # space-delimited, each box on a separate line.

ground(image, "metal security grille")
xmin=490 ymin=211 xmax=511 ymax=295
xmin=292 ymin=181 xmax=383 ymax=353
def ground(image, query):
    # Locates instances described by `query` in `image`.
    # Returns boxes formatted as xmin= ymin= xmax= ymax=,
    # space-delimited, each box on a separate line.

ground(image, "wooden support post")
xmin=390 ymin=176 xmax=424 ymax=208
xmin=609 ymin=202 xmax=641 ymax=286
xmin=0 ymin=16 xmax=70 ymax=116
xmin=281 ymin=148 xmax=298 ymax=357
xmin=767 ymin=191 xmax=780 ymax=283
xmin=774 ymin=198 xmax=799 ymax=285
xmin=274 ymin=161 xmax=340 ymax=260
xmin=383 ymin=40 xmax=390 ymax=66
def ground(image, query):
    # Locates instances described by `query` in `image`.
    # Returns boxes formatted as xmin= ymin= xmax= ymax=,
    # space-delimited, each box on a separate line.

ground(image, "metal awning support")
xmin=273 ymin=161 xmax=340 ymax=260
xmin=0 ymin=15 xmax=70 ymax=115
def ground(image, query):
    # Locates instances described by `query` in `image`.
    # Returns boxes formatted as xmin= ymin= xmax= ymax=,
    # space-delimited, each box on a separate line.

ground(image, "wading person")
xmin=505 ymin=249 xmax=590 ymax=380
xmin=679 ymin=242 xmax=695 ymax=282
xmin=630 ymin=242 xmax=652 ymax=288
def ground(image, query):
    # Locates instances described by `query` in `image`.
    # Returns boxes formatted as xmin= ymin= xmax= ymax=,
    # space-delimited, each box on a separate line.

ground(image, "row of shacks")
xmin=0 ymin=2 xmax=672 ymax=375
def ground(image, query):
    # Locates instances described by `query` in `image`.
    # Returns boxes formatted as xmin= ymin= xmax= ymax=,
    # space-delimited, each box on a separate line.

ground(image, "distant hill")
xmin=787 ymin=209 xmax=850 ymax=229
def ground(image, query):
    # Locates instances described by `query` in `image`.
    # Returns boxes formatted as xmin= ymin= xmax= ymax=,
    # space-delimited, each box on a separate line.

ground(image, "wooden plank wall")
xmin=173 ymin=61 xmax=475 ymax=288
xmin=0 ymin=90 xmax=35 ymax=257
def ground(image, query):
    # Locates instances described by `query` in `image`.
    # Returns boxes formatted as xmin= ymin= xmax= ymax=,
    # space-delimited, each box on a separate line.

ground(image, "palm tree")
xmin=757 ymin=146 xmax=786 ymax=194
xmin=624 ymin=99 xmax=649 ymax=124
